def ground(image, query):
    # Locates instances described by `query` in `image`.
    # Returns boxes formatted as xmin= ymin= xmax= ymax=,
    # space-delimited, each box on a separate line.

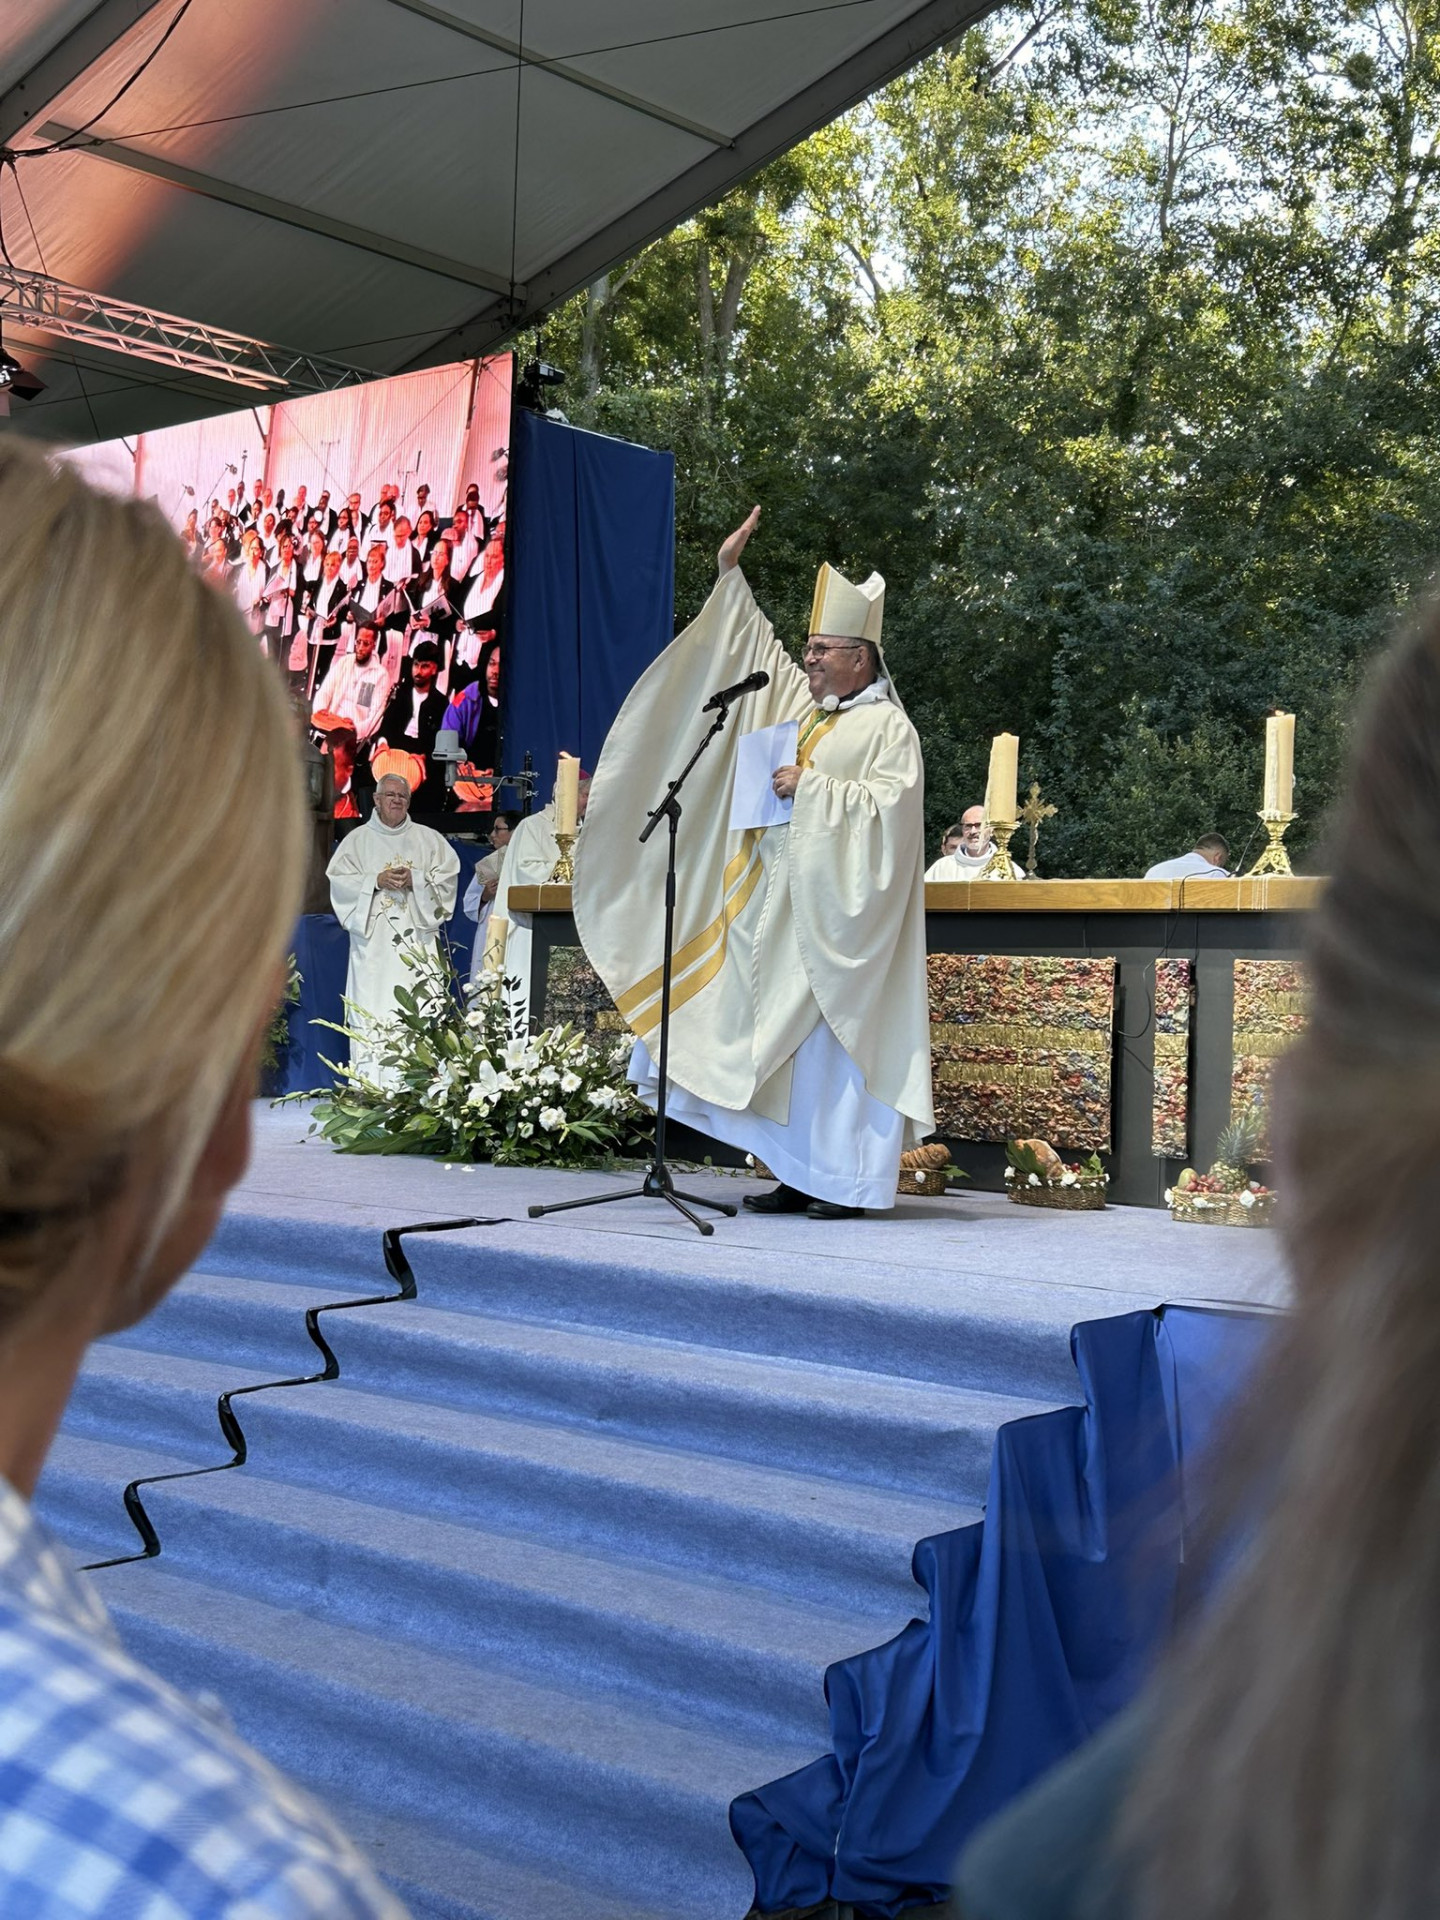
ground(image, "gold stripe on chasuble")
xmin=796 ymin=709 xmax=838 ymax=767
xmin=632 ymin=850 xmax=765 ymax=1037
xmin=615 ymin=830 xmax=763 ymax=1032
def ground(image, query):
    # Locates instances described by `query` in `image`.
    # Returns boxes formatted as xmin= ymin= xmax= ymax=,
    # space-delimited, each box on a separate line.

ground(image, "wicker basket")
xmin=898 ymin=1167 xmax=951 ymax=1197
xmin=1008 ymin=1182 xmax=1107 ymax=1212
xmin=1170 ymin=1194 xmax=1276 ymax=1229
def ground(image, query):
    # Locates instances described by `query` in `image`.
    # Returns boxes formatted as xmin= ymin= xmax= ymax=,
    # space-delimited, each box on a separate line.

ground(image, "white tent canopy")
xmin=0 ymin=0 xmax=993 ymax=444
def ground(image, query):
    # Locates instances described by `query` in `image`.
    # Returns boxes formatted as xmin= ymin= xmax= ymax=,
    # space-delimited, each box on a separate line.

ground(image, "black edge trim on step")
xmin=83 ymin=1215 xmax=505 ymax=1571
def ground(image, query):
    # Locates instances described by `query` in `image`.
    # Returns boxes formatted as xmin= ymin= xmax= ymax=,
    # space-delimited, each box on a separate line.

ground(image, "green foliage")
xmin=303 ymin=946 xmax=650 ymax=1167
xmin=523 ymin=0 xmax=1440 ymax=873
xmin=260 ymin=954 xmax=302 ymax=1076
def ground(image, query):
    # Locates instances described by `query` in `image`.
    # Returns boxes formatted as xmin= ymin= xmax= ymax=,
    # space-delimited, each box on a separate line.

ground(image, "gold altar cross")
xmin=1018 ymin=782 xmax=1056 ymax=878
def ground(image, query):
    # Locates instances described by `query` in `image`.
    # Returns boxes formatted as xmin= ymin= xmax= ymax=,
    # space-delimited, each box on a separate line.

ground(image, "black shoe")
xmin=806 ymin=1200 xmax=866 ymax=1220
xmin=742 ymin=1183 xmax=812 ymax=1215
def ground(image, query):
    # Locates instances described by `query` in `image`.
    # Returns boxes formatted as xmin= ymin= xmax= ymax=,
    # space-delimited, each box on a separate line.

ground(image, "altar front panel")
xmin=513 ymin=879 xmax=1317 ymax=1208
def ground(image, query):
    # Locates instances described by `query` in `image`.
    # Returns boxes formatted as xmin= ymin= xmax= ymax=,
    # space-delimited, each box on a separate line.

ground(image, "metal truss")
xmin=0 ymin=261 xmax=369 ymax=395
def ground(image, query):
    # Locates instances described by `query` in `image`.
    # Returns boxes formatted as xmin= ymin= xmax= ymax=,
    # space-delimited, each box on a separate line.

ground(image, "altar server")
xmin=463 ymin=812 xmax=516 ymax=984
xmin=484 ymin=776 xmax=589 ymax=1026
xmin=327 ymin=774 xmax=459 ymax=1082
xmin=574 ymin=506 xmax=934 ymax=1219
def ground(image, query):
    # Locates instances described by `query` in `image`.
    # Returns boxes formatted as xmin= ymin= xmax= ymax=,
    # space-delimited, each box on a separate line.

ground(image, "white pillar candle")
xmin=1263 ymin=713 xmax=1295 ymax=816
xmin=984 ymin=733 xmax=1019 ymax=826
xmin=554 ymin=751 xmax=580 ymax=837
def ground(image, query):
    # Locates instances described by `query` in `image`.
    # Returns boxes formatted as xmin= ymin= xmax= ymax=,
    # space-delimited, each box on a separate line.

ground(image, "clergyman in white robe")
xmin=463 ymin=844 xmax=507 ymax=986
xmin=326 ymin=779 xmax=460 ymax=1082
xmin=574 ymin=517 xmax=934 ymax=1215
xmin=482 ymin=798 xmax=584 ymax=1027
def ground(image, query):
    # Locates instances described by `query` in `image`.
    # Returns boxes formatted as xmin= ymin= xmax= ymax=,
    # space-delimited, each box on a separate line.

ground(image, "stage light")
xmin=0 ymin=348 xmax=45 ymax=402
xmin=517 ymin=358 xmax=566 ymax=414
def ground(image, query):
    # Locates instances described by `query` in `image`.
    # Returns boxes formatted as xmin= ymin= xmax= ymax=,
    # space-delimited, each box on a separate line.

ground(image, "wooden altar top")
xmin=508 ymin=875 xmax=1323 ymax=915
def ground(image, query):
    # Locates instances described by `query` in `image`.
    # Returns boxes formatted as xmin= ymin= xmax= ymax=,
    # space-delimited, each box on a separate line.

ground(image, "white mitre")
xmin=810 ymin=562 xmax=885 ymax=644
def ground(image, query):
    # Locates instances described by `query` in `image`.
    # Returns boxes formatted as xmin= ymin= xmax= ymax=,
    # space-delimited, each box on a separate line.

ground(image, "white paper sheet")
xmin=728 ymin=719 xmax=798 ymax=831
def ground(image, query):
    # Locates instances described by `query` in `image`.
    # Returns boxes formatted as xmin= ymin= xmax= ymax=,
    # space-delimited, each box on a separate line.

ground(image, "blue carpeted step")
xmin=204 ymin=1211 xmax=1089 ymax=1400
xmin=44 ymin=1432 xmax=896 ymax=1747
xmin=36 ymin=1437 xmax=205 ymax=1566
xmin=62 ymin=1348 xmax=977 ymax=1615
xmin=113 ymin=1270 xmax=1046 ymax=1499
xmin=95 ymin=1560 xmax=797 ymax=1920
xmin=314 ymin=1795 xmax=681 ymax=1920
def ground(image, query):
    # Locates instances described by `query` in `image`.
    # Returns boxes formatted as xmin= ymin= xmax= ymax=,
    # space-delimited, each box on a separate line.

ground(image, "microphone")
xmin=702 ymin=669 xmax=769 ymax=712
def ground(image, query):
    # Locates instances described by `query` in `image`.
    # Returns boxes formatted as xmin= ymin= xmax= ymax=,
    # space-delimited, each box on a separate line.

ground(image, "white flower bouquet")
xmin=306 ymin=942 xmax=648 ymax=1167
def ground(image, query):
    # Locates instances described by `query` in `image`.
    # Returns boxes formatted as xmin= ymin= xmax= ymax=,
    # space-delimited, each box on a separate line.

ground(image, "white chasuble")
xmin=326 ymin=816 xmax=460 ymax=1083
xmin=573 ymin=567 xmax=934 ymax=1208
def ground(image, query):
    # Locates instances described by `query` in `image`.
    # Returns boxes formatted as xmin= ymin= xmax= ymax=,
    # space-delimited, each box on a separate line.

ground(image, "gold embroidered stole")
xmin=613 ymin=709 xmax=840 ymax=1040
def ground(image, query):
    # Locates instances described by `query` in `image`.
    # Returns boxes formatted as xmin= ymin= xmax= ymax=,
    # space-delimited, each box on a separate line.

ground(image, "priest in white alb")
xmin=483 ymin=761 xmax=588 ymax=1028
xmin=573 ymin=507 xmax=934 ymax=1219
xmin=326 ymin=773 xmax=460 ymax=1082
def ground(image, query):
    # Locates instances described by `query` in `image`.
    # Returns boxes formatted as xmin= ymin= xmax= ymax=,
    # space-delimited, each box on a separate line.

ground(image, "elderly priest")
xmin=574 ymin=506 xmax=934 ymax=1219
xmin=326 ymin=773 xmax=460 ymax=1081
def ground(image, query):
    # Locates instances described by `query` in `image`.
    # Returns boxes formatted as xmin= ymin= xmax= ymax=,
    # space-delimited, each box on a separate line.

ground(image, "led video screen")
xmin=64 ymin=353 xmax=513 ymax=821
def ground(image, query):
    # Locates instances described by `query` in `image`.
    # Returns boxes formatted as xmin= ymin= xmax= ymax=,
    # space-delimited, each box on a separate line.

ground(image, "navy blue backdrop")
xmin=504 ymin=410 xmax=675 ymax=800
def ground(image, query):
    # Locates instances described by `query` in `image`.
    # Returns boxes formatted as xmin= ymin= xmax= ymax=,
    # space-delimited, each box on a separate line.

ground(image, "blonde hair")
xmin=1125 ymin=609 xmax=1440 ymax=1919
xmin=0 ymin=439 xmax=306 ymax=1320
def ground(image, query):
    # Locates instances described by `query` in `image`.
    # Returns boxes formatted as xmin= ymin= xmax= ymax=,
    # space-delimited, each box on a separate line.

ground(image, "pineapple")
xmin=1210 ymin=1108 xmax=1263 ymax=1193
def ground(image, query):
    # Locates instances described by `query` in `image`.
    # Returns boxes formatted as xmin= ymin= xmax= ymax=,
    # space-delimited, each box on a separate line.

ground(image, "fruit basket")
xmin=1166 ymin=1109 xmax=1277 ymax=1228
xmin=1167 ymin=1185 xmax=1277 ymax=1228
xmin=1004 ymin=1140 xmax=1109 ymax=1211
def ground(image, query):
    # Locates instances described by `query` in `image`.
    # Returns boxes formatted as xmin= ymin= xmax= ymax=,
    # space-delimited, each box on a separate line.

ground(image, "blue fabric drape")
xmin=271 ymin=842 xmax=485 ymax=1095
xmin=505 ymin=411 xmax=674 ymax=799
xmin=731 ymin=1304 xmax=1274 ymax=1915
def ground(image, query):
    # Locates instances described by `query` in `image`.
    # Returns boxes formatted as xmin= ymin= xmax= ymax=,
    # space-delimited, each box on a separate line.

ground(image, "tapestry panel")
xmin=1152 ymin=958 xmax=1192 ymax=1158
xmin=929 ymin=953 xmax=1116 ymax=1150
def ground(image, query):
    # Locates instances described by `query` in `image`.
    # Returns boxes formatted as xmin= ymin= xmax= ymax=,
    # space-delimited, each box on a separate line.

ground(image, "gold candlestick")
xmin=549 ymin=831 xmax=577 ymax=883
xmin=979 ymin=822 xmax=1019 ymax=880
xmin=1246 ymin=812 xmax=1295 ymax=878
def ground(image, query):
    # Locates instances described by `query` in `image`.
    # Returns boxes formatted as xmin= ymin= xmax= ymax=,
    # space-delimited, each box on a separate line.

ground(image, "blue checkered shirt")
xmin=0 ymin=1475 xmax=407 ymax=1916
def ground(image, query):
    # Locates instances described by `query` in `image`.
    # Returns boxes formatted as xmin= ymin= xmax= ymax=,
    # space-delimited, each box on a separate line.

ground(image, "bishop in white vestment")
xmin=326 ymin=775 xmax=460 ymax=1082
xmin=573 ymin=508 xmax=934 ymax=1218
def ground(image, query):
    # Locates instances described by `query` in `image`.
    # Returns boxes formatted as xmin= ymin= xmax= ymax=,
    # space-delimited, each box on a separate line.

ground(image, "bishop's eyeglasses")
xmin=802 ymin=640 xmax=864 ymax=660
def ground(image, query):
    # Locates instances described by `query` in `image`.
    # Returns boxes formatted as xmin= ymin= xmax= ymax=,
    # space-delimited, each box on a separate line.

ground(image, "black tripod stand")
xmin=528 ymin=706 xmax=740 ymax=1236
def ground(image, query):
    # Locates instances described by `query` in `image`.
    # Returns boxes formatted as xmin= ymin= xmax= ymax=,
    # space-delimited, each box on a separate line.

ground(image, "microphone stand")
xmin=527 ymin=701 xmax=742 ymax=1237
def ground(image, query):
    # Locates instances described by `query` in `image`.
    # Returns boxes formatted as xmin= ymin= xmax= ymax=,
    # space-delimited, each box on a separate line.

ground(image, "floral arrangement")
xmin=303 ymin=942 xmax=650 ymax=1167
xmin=1004 ymin=1138 xmax=1109 ymax=1209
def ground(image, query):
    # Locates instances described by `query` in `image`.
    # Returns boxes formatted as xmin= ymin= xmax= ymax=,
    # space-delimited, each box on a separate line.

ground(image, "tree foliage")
xmin=525 ymin=0 xmax=1440 ymax=874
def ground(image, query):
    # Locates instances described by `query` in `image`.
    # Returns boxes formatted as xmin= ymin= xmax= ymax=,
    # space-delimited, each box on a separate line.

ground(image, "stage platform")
xmin=34 ymin=1107 xmax=1288 ymax=1920
xmin=236 ymin=1105 xmax=1290 ymax=1315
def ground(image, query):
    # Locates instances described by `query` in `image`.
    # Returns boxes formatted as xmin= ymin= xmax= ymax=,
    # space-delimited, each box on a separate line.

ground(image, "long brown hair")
xmin=1124 ymin=611 xmax=1440 ymax=1919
